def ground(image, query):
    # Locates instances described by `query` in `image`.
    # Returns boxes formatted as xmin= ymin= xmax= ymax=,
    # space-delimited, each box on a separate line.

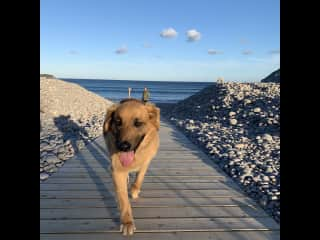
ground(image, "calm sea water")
xmin=62 ymin=79 xmax=213 ymax=103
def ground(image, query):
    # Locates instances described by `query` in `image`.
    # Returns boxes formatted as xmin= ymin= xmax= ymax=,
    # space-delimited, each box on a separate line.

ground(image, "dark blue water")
xmin=61 ymin=79 xmax=213 ymax=103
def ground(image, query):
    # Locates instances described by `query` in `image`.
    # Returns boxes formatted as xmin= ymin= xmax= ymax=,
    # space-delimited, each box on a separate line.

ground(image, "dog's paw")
xmin=120 ymin=222 xmax=136 ymax=236
xmin=130 ymin=185 xmax=140 ymax=199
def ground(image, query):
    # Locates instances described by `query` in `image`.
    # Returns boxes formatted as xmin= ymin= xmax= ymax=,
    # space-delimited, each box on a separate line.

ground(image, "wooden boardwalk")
xmin=40 ymin=119 xmax=280 ymax=239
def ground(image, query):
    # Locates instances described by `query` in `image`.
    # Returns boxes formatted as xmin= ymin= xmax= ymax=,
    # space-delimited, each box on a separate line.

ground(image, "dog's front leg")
xmin=112 ymin=171 xmax=136 ymax=236
xmin=131 ymin=164 xmax=149 ymax=199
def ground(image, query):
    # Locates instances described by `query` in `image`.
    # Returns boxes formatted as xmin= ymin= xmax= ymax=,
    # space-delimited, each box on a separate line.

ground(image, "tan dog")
xmin=103 ymin=98 xmax=160 ymax=236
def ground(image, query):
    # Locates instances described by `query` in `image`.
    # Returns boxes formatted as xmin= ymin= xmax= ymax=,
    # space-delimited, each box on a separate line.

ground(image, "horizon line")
xmin=56 ymin=76 xmax=259 ymax=83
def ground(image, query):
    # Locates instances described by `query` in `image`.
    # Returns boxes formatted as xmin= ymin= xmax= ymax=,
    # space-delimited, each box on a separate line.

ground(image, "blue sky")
xmin=40 ymin=0 xmax=280 ymax=82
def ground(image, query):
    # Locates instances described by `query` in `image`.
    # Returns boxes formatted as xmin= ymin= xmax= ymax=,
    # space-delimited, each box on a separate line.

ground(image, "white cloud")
xmin=115 ymin=46 xmax=128 ymax=54
xmin=160 ymin=28 xmax=178 ymax=38
xmin=242 ymin=50 xmax=253 ymax=55
xmin=186 ymin=29 xmax=201 ymax=41
xmin=208 ymin=49 xmax=223 ymax=55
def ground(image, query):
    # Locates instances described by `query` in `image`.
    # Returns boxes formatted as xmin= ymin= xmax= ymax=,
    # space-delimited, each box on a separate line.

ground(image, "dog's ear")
xmin=103 ymin=104 xmax=118 ymax=134
xmin=145 ymin=103 xmax=160 ymax=130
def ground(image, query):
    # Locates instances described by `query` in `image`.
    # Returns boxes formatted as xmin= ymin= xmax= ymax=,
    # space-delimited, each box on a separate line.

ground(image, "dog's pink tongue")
xmin=119 ymin=151 xmax=135 ymax=167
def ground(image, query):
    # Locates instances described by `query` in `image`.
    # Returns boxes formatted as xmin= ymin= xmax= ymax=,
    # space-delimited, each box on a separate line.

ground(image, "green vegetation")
xmin=40 ymin=74 xmax=56 ymax=79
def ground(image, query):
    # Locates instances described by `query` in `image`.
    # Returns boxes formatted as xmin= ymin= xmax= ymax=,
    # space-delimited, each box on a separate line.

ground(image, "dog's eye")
xmin=115 ymin=119 xmax=122 ymax=127
xmin=134 ymin=118 xmax=143 ymax=127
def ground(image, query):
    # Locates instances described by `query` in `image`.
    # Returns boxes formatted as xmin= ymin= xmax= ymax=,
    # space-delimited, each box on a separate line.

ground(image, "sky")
xmin=40 ymin=0 xmax=280 ymax=82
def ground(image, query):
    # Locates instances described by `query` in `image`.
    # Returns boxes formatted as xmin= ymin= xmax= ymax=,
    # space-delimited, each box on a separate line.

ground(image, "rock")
xmin=257 ymin=139 xmax=263 ymax=144
xmin=244 ymin=99 xmax=251 ymax=105
xmin=262 ymin=134 xmax=273 ymax=142
xmin=229 ymin=111 xmax=236 ymax=117
xmin=262 ymin=144 xmax=270 ymax=149
xmin=263 ymin=176 xmax=270 ymax=182
xmin=57 ymin=146 xmax=65 ymax=153
xmin=266 ymin=166 xmax=273 ymax=173
xmin=40 ymin=142 xmax=49 ymax=149
xmin=235 ymin=144 xmax=246 ymax=149
xmin=40 ymin=173 xmax=49 ymax=181
xmin=57 ymin=153 xmax=69 ymax=161
xmin=270 ymin=196 xmax=278 ymax=201
xmin=253 ymin=107 xmax=261 ymax=113
xmin=55 ymin=162 xmax=64 ymax=168
xmin=233 ymin=158 xmax=241 ymax=162
xmin=44 ymin=165 xmax=55 ymax=171
xmin=45 ymin=155 xmax=61 ymax=164
xmin=229 ymin=119 xmax=237 ymax=125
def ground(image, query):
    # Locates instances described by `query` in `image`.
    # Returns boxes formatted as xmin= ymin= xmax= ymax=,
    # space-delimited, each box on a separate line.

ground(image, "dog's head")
xmin=103 ymin=99 xmax=160 ymax=166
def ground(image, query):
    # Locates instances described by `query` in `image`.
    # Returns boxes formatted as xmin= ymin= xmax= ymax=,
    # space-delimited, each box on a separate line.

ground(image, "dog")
xmin=103 ymin=98 xmax=160 ymax=236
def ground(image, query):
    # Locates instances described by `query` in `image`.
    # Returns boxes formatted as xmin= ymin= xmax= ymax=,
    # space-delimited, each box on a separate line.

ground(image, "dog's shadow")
xmin=54 ymin=115 xmax=120 ymax=224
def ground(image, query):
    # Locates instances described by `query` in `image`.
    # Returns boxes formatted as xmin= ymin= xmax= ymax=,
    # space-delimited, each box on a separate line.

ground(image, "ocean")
xmin=62 ymin=79 xmax=213 ymax=103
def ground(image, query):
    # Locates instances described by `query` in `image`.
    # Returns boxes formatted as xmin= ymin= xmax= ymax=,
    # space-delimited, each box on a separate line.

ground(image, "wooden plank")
xmin=76 ymin=150 xmax=207 ymax=155
xmin=72 ymin=156 xmax=210 ymax=162
xmin=40 ymin=217 xmax=279 ymax=233
xmin=69 ymin=160 xmax=214 ymax=165
xmin=48 ymin=171 xmax=224 ymax=178
xmin=68 ymin=155 xmax=211 ymax=160
xmin=62 ymin=163 xmax=215 ymax=168
xmin=66 ymin=160 xmax=215 ymax=165
xmin=40 ymin=189 xmax=244 ymax=199
xmin=75 ymin=152 xmax=208 ymax=156
xmin=44 ymin=177 xmax=226 ymax=184
xmin=40 ymin=231 xmax=280 ymax=240
xmin=48 ymin=174 xmax=224 ymax=179
xmin=40 ymin=197 xmax=257 ymax=208
xmin=65 ymin=160 xmax=213 ymax=166
xmin=57 ymin=167 xmax=217 ymax=172
xmin=40 ymin=182 xmax=236 ymax=191
xmin=76 ymin=152 xmax=205 ymax=157
xmin=40 ymin=206 xmax=268 ymax=219
xmin=60 ymin=165 xmax=218 ymax=170
xmin=55 ymin=168 xmax=222 ymax=174
xmin=47 ymin=173 xmax=225 ymax=179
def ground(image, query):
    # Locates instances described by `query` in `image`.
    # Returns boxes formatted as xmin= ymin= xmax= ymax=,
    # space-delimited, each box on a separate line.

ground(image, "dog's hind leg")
xmin=112 ymin=171 xmax=136 ymax=236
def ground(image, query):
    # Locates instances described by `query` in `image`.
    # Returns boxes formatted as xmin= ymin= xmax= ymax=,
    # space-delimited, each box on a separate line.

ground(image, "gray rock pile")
xmin=261 ymin=69 xmax=280 ymax=83
xmin=40 ymin=77 xmax=113 ymax=181
xmin=161 ymin=81 xmax=280 ymax=223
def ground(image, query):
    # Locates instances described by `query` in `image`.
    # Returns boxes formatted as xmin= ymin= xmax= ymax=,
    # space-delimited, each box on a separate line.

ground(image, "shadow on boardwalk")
xmin=53 ymin=115 xmax=119 ymax=224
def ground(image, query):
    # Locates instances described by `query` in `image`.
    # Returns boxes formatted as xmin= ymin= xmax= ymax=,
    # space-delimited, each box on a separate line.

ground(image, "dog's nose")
xmin=118 ymin=141 xmax=131 ymax=151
